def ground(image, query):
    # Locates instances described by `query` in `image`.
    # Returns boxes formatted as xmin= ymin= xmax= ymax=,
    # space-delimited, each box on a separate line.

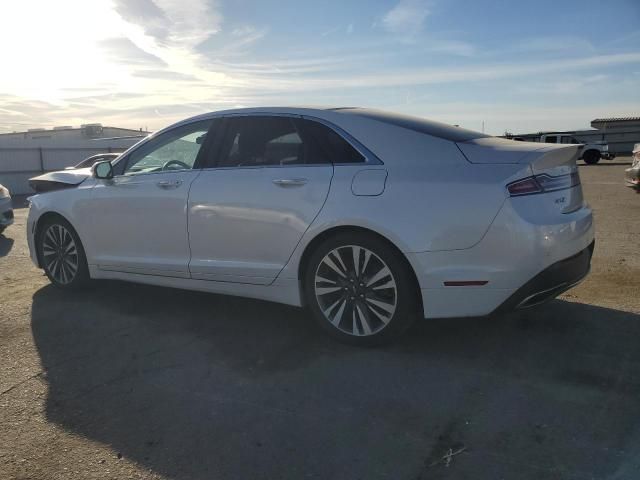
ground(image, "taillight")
xmin=507 ymin=171 xmax=580 ymax=197
xmin=507 ymin=177 xmax=542 ymax=196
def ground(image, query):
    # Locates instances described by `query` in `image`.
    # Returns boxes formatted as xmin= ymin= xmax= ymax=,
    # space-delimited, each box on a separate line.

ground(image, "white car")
xmin=26 ymin=107 xmax=594 ymax=345
xmin=0 ymin=183 xmax=14 ymax=234
xmin=539 ymin=134 xmax=613 ymax=164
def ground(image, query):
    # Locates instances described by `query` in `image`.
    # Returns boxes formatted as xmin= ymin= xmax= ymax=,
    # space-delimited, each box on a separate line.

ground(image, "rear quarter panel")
xmin=277 ymin=122 xmax=529 ymax=280
xmin=310 ymin=118 xmax=527 ymax=252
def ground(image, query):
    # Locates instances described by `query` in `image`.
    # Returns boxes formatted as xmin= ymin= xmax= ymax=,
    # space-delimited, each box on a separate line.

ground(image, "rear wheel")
xmin=37 ymin=217 xmax=89 ymax=288
xmin=304 ymin=232 xmax=418 ymax=346
xmin=583 ymin=150 xmax=600 ymax=165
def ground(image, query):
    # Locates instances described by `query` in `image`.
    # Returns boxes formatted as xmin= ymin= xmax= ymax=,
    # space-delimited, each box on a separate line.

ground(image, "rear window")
xmin=332 ymin=108 xmax=489 ymax=142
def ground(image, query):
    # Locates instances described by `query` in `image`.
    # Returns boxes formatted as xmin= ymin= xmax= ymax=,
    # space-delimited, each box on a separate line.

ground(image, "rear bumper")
xmin=409 ymin=195 xmax=594 ymax=319
xmin=493 ymin=240 xmax=594 ymax=313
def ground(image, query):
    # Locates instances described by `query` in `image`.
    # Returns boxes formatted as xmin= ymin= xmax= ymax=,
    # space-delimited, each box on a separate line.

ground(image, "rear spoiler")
xmin=457 ymin=137 xmax=583 ymax=165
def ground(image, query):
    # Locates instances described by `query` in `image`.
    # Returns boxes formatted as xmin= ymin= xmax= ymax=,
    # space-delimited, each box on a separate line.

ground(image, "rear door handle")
xmin=272 ymin=178 xmax=308 ymax=187
xmin=156 ymin=179 xmax=183 ymax=189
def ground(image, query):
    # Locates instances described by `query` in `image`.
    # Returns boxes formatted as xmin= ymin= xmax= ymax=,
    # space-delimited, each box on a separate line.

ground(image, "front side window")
xmin=123 ymin=120 xmax=212 ymax=175
xmin=545 ymin=136 xmax=558 ymax=144
xmin=217 ymin=117 xmax=307 ymax=168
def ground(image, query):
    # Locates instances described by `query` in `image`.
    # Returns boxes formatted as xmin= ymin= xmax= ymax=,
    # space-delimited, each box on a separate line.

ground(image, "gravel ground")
xmin=0 ymin=160 xmax=638 ymax=480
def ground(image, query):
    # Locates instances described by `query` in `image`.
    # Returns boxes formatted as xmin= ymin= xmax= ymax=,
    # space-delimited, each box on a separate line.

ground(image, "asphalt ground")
xmin=0 ymin=159 xmax=638 ymax=480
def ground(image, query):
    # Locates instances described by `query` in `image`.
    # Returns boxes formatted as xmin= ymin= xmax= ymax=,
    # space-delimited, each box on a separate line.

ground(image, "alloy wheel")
xmin=314 ymin=245 xmax=397 ymax=336
xmin=42 ymin=224 xmax=79 ymax=285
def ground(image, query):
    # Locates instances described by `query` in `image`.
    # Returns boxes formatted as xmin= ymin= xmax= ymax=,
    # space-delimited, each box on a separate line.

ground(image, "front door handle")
xmin=272 ymin=178 xmax=308 ymax=187
xmin=156 ymin=179 xmax=183 ymax=189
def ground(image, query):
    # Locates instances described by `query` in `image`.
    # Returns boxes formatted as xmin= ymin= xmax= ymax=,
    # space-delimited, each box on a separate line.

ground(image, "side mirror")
xmin=93 ymin=161 xmax=114 ymax=180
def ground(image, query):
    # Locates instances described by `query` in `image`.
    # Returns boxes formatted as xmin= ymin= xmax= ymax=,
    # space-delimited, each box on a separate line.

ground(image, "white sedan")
xmin=26 ymin=107 xmax=594 ymax=345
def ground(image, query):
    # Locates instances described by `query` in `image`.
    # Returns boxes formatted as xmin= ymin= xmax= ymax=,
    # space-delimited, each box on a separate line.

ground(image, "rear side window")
xmin=296 ymin=119 xmax=365 ymax=164
xmin=217 ymin=116 xmax=311 ymax=167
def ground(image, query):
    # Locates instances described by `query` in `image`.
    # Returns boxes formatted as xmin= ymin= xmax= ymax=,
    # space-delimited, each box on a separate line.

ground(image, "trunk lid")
xmin=458 ymin=137 xmax=585 ymax=214
xmin=457 ymin=137 xmax=583 ymax=168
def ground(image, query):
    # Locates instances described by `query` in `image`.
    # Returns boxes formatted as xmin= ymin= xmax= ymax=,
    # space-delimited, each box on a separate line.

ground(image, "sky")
xmin=0 ymin=0 xmax=639 ymax=135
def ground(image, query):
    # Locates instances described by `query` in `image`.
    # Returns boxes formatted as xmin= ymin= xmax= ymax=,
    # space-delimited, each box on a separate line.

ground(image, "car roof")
xmin=175 ymin=106 xmax=487 ymax=143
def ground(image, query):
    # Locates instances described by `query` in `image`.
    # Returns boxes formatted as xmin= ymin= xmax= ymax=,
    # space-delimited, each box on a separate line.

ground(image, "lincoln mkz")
xmin=27 ymin=107 xmax=594 ymax=345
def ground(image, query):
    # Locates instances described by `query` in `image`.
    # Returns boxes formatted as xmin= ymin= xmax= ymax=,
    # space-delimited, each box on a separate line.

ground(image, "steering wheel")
xmin=162 ymin=160 xmax=190 ymax=171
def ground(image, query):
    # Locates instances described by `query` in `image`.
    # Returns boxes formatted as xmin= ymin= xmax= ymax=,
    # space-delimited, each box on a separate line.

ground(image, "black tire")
xmin=583 ymin=150 xmax=600 ymax=165
xmin=37 ymin=216 xmax=90 ymax=289
xmin=0 ymin=226 xmax=5 ymax=235
xmin=303 ymin=231 xmax=419 ymax=346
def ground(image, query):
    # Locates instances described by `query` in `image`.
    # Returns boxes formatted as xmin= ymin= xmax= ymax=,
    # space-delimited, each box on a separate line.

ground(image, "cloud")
xmin=229 ymin=52 xmax=640 ymax=93
xmin=196 ymin=24 xmax=269 ymax=59
xmin=511 ymin=73 xmax=610 ymax=96
xmin=113 ymin=0 xmax=221 ymax=47
xmin=111 ymin=0 xmax=170 ymax=42
xmin=98 ymin=37 xmax=167 ymax=67
xmin=429 ymin=40 xmax=476 ymax=57
xmin=505 ymin=36 xmax=596 ymax=55
xmin=132 ymin=69 xmax=201 ymax=82
xmin=229 ymin=25 xmax=269 ymax=48
xmin=382 ymin=0 xmax=430 ymax=38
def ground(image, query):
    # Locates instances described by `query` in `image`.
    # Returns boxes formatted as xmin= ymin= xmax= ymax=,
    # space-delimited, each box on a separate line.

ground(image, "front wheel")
xmin=37 ymin=217 xmax=89 ymax=288
xmin=304 ymin=232 xmax=419 ymax=346
xmin=583 ymin=150 xmax=600 ymax=165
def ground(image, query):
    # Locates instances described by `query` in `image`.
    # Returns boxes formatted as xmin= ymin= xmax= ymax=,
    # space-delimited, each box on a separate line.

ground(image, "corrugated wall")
xmin=0 ymin=137 xmax=145 ymax=194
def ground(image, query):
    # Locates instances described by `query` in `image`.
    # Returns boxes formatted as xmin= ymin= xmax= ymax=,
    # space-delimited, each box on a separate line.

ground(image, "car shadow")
xmin=0 ymin=234 xmax=14 ymax=257
xmin=31 ymin=282 xmax=640 ymax=479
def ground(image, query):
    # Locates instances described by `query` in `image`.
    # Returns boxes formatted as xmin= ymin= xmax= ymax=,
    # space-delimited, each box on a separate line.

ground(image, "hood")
xmin=29 ymin=168 xmax=92 ymax=193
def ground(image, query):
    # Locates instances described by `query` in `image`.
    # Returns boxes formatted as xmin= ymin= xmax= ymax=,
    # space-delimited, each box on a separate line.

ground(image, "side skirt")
xmin=88 ymin=266 xmax=303 ymax=307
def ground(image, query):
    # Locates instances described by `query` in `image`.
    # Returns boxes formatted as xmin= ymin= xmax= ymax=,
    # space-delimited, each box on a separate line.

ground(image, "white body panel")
xmin=188 ymin=165 xmax=333 ymax=284
xmin=87 ymin=170 xmax=200 ymax=277
xmin=26 ymin=107 xmax=595 ymax=319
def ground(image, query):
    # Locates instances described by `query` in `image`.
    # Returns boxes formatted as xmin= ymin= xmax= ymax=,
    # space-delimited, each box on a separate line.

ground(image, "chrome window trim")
xmin=199 ymin=164 xmax=333 ymax=172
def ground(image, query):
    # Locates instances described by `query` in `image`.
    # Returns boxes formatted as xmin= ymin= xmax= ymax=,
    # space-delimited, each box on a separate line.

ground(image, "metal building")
xmin=0 ymin=123 xmax=150 ymax=194
xmin=588 ymin=117 xmax=640 ymax=155
xmin=505 ymin=116 xmax=640 ymax=156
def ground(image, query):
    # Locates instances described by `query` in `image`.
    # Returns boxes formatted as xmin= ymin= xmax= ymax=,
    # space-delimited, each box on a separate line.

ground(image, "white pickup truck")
xmin=538 ymin=134 xmax=614 ymax=165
